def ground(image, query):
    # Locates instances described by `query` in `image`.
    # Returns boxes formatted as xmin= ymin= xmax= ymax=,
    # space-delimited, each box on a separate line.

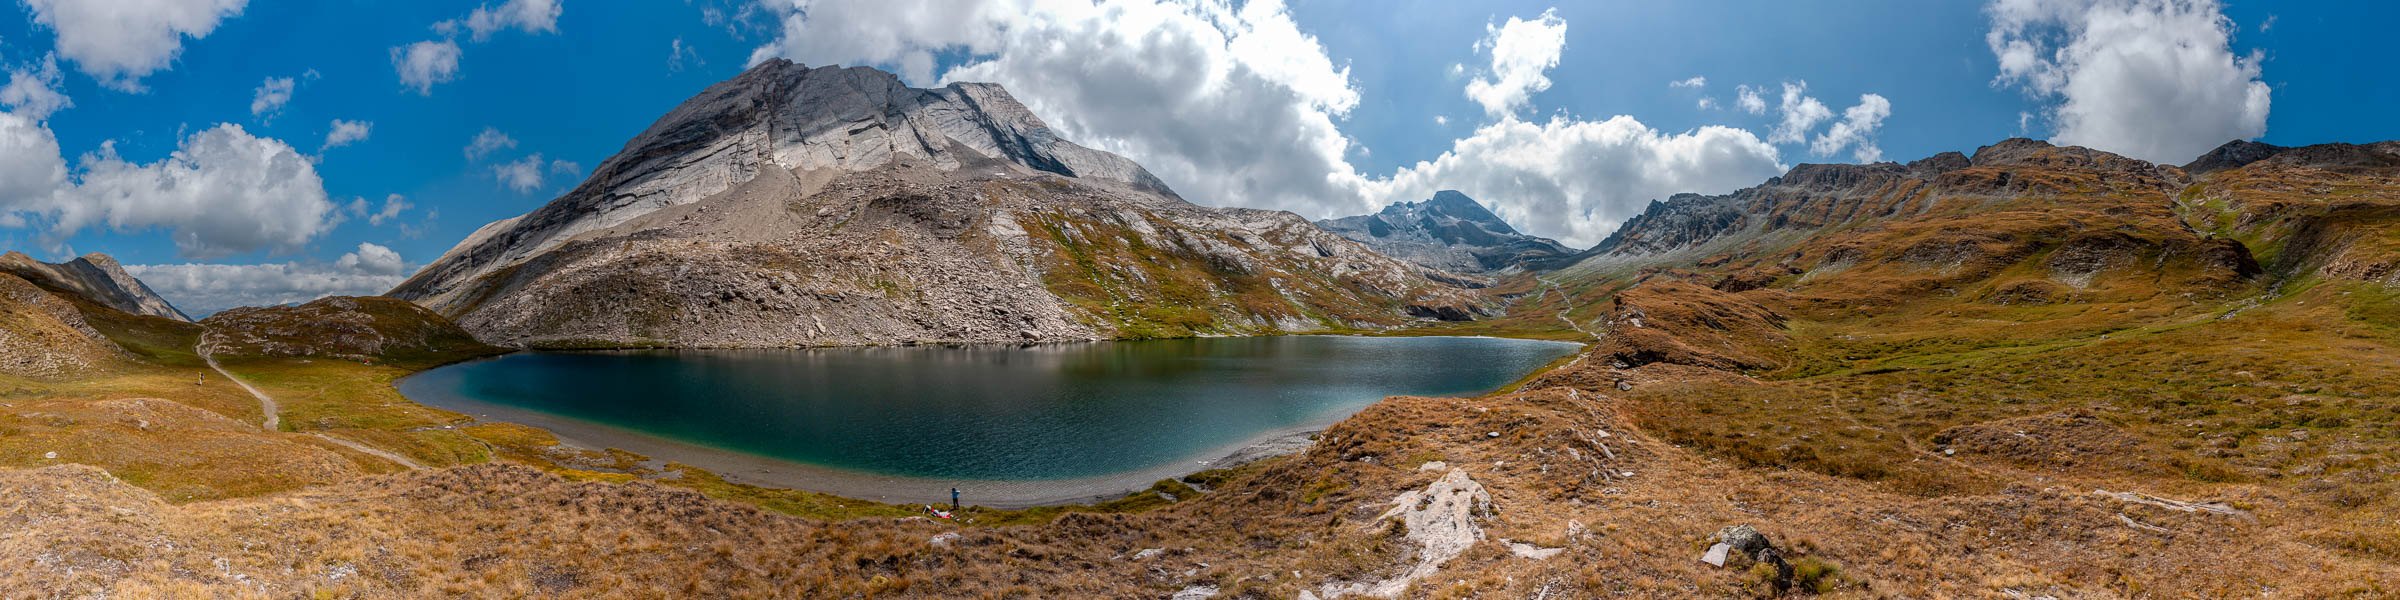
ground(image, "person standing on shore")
xmin=951 ymin=487 xmax=960 ymax=510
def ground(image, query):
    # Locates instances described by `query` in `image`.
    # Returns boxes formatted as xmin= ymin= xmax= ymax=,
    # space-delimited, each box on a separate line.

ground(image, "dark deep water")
xmin=398 ymin=336 xmax=1579 ymax=481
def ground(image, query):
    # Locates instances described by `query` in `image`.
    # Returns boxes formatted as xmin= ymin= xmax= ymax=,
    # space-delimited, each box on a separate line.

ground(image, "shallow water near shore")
xmin=399 ymin=335 xmax=1577 ymax=494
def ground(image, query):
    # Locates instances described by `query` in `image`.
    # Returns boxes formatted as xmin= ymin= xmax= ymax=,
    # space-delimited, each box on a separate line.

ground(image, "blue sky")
xmin=0 ymin=0 xmax=2393 ymax=315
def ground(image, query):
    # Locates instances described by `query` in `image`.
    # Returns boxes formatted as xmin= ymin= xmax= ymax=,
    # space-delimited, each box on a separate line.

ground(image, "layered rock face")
xmin=1 ymin=252 xmax=190 ymax=322
xmin=389 ymin=61 xmax=1484 ymax=347
xmin=1317 ymin=190 xmax=1578 ymax=274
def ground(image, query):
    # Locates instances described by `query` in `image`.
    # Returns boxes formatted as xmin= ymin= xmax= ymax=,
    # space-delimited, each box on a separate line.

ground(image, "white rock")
xmin=1701 ymin=542 xmax=1732 ymax=566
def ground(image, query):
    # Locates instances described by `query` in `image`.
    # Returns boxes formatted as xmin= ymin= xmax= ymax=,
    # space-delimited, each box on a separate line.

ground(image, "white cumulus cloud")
xmin=2 ymin=54 xmax=74 ymax=121
xmin=1361 ymin=115 xmax=1787 ymax=248
xmin=442 ymin=0 xmax=564 ymax=42
xmin=0 ymin=112 xmax=70 ymax=214
xmin=391 ymin=40 xmax=463 ymax=96
xmin=3 ymin=121 xmax=335 ymax=259
xmin=1986 ymin=0 xmax=2269 ymax=163
xmin=463 ymin=127 xmax=517 ymax=161
xmin=745 ymin=1 xmax=1814 ymax=245
xmin=493 ymin=153 xmax=546 ymax=193
xmin=322 ymin=119 xmax=372 ymax=151
xmin=56 ymin=125 xmax=335 ymax=259
xmin=127 ymin=242 xmax=413 ymax=317
xmin=1768 ymin=81 xmax=1832 ymax=145
xmin=1735 ymin=84 xmax=1766 ymax=115
xmin=23 ymin=0 xmax=248 ymax=92
xmin=1463 ymin=9 xmax=1568 ymax=119
xmin=250 ymin=76 xmax=294 ymax=118
xmin=1669 ymin=76 xmax=1705 ymax=89
xmin=753 ymin=0 xmax=1376 ymax=218
xmin=1811 ymin=94 xmax=1891 ymax=162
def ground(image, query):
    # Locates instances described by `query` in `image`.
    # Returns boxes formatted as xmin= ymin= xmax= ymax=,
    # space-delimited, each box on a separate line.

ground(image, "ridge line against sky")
xmin=0 ymin=0 xmax=2391 ymax=315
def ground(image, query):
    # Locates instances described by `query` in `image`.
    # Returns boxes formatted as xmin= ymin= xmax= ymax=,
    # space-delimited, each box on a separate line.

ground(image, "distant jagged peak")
xmin=1319 ymin=190 xmax=1577 ymax=274
xmin=0 ymin=251 xmax=190 ymax=322
xmin=2182 ymin=139 xmax=2400 ymax=175
xmin=1378 ymin=190 xmax=1517 ymax=233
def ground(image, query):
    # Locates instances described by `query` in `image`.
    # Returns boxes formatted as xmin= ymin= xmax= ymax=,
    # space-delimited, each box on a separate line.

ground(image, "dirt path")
xmin=1533 ymin=276 xmax=1601 ymax=339
xmin=196 ymin=331 xmax=278 ymax=432
xmin=309 ymin=432 xmax=427 ymax=470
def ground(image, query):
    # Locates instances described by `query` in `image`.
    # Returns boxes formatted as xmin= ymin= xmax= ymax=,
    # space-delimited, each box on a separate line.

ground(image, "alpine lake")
xmin=399 ymin=335 xmax=1580 ymax=505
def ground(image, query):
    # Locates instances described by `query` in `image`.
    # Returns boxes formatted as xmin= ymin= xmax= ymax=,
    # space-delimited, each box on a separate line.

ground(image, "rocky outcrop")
xmin=0 ymin=252 xmax=189 ymax=322
xmin=1317 ymin=190 xmax=1578 ymax=273
xmin=199 ymin=296 xmax=499 ymax=363
xmin=390 ymin=61 xmax=1483 ymax=347
xmin=0 ymin=273 xmax=127 ymax=376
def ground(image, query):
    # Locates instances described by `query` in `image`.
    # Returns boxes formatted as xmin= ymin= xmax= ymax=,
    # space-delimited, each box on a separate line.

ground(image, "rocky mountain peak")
xmin=386 ymin=61 xmax=1483 ymax=347
xmin=2182 ymin=140 xmax=2289 ymax=174
xmin=392 ymin=61 xmax=1185 ymax=310
xmin=1320 ymin=191 xmax=1577 ymax=274
xmin=0 ymin=251 xmax=189 ymax=322
xmin=1967 ymin=137 xmax=2155 ymax=172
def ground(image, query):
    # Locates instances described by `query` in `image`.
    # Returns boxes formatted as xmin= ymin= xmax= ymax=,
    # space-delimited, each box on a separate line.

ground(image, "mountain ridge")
xmin=387 ymin=61 xmax=1487 ymax=347
xmin=1317 ymin=190 xmax=1579 ymax=274
xmin=0 ymin=251 xmax=191 ymax=322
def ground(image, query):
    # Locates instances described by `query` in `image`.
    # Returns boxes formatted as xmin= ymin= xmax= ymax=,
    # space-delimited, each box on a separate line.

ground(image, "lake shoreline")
xmin=412 ymin=386 xmax=1327 ymax=508
xmin=393 ymin=335 xmax=1579 ymax=508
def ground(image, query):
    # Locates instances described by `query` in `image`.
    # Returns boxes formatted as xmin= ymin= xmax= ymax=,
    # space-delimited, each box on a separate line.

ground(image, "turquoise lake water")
xmin=397 ymin=335 xmax=1579 ymax=481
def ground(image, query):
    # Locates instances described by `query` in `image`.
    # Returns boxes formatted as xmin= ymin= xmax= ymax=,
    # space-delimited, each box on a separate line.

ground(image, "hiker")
xmin=196 ymin=375 xmax=204 ymax=386
xmin=951 ymin=488 xmax=960 ymax=510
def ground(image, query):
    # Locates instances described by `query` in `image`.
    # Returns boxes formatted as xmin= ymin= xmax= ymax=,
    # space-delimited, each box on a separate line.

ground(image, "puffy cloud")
xmin=746 ymin=1 xmax=1808 ymax=244
xmin=2 ymin=54 xmax=74 ymax=121
xmin=1696 ymin=97 xmax=1719 ymax=110
xmin=1986 ymin=0 xmax=2269 ymax=162
xmin=345 ymin=193 xmax=412 ymax=226
xmin=753 ymin=0 xmax=1377 ymax=218
xmin=54 ymin=125 xmax=335 ymax=259
xmin=1361 ymin=115 xmax=1787 ymax=248
xmin=1734 ymin=84 xmax=1766 ymax=115
xmin=1767 ymin=81 xmax=1831 ymax=144
xmin=23 ymin=0 xmax=247 ymax=92
xmin=1669 ymin=76 xmax=1706 ymax=88
xmin=493 ymin=153 xmax=546 ymax=193
xmin=463 ymin=127 xmax=517 ymax=161
xmin=391 ymin=40 xmax=463 ymax=96
xmin=250 ymin=76 xmax=294 ymax=117
xmin=126 ymin=242 xmax=413 ymax=317
xmin=333 ymin=242 xmax=407 ymax=276
xmin=1811 ymin=94 xmax=1891 ymax=163
xmin=1462 ymin=9 xmax=1568 ymax=119
xmin=549 ymin=159 xmax=582 ymax=175
xmin=322 ymin=119 xmax=372 ymax=151
xmin=441 ymin=0 xmax=564 ymax=42
xmin=0 ymin=112 xmax=70 ymax=212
